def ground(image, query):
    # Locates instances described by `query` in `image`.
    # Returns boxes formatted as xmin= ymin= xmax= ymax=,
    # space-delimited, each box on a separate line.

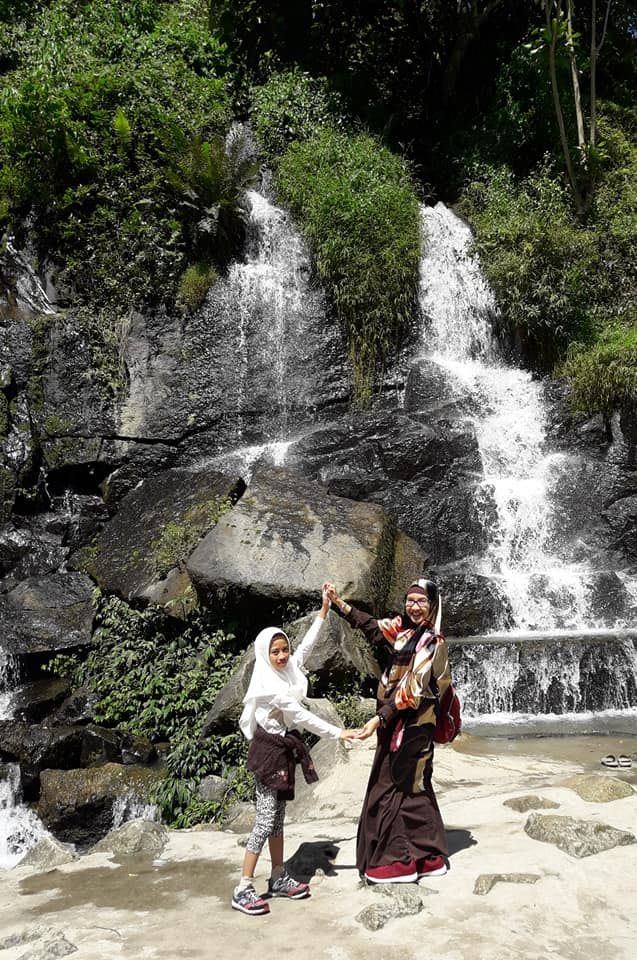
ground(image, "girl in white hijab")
xmin=232 ymin=586 xmax=359 ymax=917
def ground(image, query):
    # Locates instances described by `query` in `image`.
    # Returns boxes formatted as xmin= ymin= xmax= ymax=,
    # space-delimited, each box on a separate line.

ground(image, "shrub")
xmin=176 ymin=261 xmax=219 ymax=312
xmin=0 ymin=0 xmax=232 ymax=310
xmin=251 ymin=68 xmax=345 ymax=162
xmin=561 ymin=324 xmax=637 ymax=418
xmin=276 ymin=127 xmax=420 ymax=405
xmin=48 ymin=590 xmax=250 ymax=826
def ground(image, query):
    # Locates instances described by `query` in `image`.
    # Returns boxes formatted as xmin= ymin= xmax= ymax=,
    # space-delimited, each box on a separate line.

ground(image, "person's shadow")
xmin=286 ymin=830 xmax=476 ymax=882
xmin=286 ymin=839 xmax=358 ymax=883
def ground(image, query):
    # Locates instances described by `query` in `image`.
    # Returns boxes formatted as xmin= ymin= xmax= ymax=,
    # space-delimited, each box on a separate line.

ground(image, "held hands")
xmin=339 ymin=716 xmax=381 ymax=742
xmin=320 ymin=584 xmax=331 ymax=616
xmin=322 ymin=581 xmax=341 ymax=607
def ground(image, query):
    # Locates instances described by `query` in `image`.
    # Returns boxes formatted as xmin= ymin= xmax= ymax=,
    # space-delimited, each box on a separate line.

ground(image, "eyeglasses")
xmin=405 ymin=597 xmax=430 ymax=609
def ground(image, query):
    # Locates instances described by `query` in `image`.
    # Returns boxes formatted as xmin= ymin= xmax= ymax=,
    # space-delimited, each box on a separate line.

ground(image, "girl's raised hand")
xmin=321 ymin=585 xmax=331 ymax=613
xmin=322 ymin=582 xmax=339 ymax=604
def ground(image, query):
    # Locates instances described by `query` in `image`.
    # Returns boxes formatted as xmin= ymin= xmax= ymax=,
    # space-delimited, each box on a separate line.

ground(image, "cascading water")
xmin=202 ymin=189 xmax=347 ymax=450
xmin=0 ymin=764 xmax=47 ymax=869
xmin=417 ymin=203 xmax=628 ymax=631
xmin=0 ymin=647 xmax=17 ymax=721
xmin=417 ymin=203 xmax=637 ymax=726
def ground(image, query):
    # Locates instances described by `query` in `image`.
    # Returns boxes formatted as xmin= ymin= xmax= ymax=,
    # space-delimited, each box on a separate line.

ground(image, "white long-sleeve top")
xmin=253 ymin=615 xmax=342 ymax=739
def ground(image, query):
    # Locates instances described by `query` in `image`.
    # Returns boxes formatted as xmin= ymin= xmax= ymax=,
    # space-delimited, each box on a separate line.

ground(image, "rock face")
xmin=77 ymin=466 xmax=243 ymax=608
xmin=187 ymin=466 xmax=399 ymax=631
xmin=91 ymin=819 xmax=168 ymax=859
xmin=524 ymin=811 xmax=637 ymax=858
xmin=37 ymin=763 xmax=164 ymax=846
xmin=0 ymin=572 xmax=95 ymax=655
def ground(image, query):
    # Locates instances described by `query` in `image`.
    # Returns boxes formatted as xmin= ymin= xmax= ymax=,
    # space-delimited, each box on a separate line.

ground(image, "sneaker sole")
xmin=269 ymin=889 xmax=311 ymax=900
xmin=364 ymin=872 xmax=418 ymax=884
xmin=417 ymin=867 xmax=448 ymax=878
xmin=231 ymin=900 xmax=270 ymax=915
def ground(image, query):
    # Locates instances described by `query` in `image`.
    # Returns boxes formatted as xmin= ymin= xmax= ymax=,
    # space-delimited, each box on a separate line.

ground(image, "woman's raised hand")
xmin=320 ymin=584 xmax=331 ymax=613
xmin=323 ymin=581 xmax=339 ymax=604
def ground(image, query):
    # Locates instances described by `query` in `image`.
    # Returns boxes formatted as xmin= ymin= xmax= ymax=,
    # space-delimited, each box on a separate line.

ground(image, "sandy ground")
xmin=1 ymin=734 xmax=636 ymax=960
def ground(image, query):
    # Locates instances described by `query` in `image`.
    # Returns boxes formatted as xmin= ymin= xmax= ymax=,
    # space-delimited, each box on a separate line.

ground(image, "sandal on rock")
xmin=600 ymin=754 xmax=619 ymax=767
xmin=617 ymin=755 xmax=633 ymax=768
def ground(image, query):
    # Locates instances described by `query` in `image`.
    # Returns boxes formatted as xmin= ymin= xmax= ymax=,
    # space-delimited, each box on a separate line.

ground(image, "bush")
xmin=48 ymin=590 xmax=251 ymax=826
xmin=251 ymin=68 xmax=345 ymax=162
xmin=562 ymin=323 xmax=637 ymax=418
xmin=276 ymin=127 xmax=420 ymax=405
xmin=0 ymin=0 xmax=233 ymax=310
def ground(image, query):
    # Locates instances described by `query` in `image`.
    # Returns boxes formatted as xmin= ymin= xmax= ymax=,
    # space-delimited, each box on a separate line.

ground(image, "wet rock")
xmin=503 ymin=796 xmax=560 ymax=813
xmin=91 ymin=819 xmax=168 ymax=859
xmin=386 ymin=529 xmax=428 ymax=613
xmin=48 ymin=688 xmax=98 ymax=726
xmin=0 ymin=519 xmax=67 ymax=582
xmin=188 ymin=466 xmax=397 ymax=634
xmin=356 ymin=884 xmax=423 ymax=930
xmin=120 ymin=733 xmax=155 ymax=766
xmin=524 ymin=811 xmax=637 ymax=858
xmin=432 ymin=565 xmax=515 ymax=635
xmin=560 ymin=775 xmax=635 ymax=803
xmin=0 ymin=721 xmax=86 ymax=773
xmin=198 ymin=775 xmax=230 ymax=803
xmin=473 ymin=873 xmax=541 ymax=895
xmin=0 ymin=572 xmax=94 ymax=656
xmin=79 ymin=725 xmax=126 ymax=767
xmin=10 ymin=678 xmax=71 ymax=724
xmin=200 ymin=647 xmax=257 ymax=735
xmin=18 ymin=836 xmax=78 ymax=871
xmin=76 ymin=466 xmax=242 ymax=609
xmin=37 ymin=763 xmax=165 ymax=846
xmin=602 ymin=494 xmax=637 ymax=561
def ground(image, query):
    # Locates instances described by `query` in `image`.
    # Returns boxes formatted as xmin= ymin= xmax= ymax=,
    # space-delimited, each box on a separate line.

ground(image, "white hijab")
xmin=238 ymin=627 xmax=309 ymax=740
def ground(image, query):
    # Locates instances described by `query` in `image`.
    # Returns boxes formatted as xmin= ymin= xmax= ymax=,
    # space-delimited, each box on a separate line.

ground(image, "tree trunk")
xmin=545 ymin=2 xmax=585 ymax=213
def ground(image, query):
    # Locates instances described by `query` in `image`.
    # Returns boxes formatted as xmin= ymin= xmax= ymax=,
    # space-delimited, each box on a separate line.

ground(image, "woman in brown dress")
xmin=324 ymin=578 xmax=451 ymax=883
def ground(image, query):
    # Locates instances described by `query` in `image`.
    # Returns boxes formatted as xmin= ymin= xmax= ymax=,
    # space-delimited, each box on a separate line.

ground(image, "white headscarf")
xmin=238 ymin=627 xmax=309 ymax=740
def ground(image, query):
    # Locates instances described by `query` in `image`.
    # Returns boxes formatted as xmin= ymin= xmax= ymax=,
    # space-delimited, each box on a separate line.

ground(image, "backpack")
xmin=433 ymin=682 xmax=462 ymax=744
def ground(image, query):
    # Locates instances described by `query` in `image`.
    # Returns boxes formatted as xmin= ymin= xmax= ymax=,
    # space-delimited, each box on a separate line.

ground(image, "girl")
xmin=232 ymin=587 xmax=359 ymax=916
xmin=324 ymin=577 xmax=451 ymax=884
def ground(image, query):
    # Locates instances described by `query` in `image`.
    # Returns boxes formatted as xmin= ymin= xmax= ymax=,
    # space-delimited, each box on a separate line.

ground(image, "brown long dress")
xmin=334 ymin=604 xmax=449 ymax=872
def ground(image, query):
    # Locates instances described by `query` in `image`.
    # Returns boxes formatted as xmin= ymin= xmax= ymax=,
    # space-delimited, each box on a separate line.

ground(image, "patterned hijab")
xmin=238 ymin=627 xmax=309 ymax=740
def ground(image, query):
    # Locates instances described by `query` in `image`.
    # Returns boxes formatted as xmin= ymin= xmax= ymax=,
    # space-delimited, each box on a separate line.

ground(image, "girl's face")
xmin=269 ymin=634 xmax=290 ymax=671
xmin=405 ymin=593 xmax=432 ymax=625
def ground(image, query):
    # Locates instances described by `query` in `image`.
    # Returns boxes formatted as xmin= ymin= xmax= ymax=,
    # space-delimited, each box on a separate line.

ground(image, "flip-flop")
xmin=617 ymin=755 xmax=633 ymax=768
xmin=600 ymin=754 xmax=619 ymax=767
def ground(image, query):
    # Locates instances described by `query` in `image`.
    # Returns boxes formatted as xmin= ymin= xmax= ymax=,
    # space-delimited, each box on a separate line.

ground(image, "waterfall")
xmin=201 ymin=189 xmax=346 ymax=450
xmin=417 ymin=203 xmax=626 ymax=632
xmin=0 ymin=647 xmax=17 ymax=720
xmin=0 ymin=764 xmax=47 ymax=869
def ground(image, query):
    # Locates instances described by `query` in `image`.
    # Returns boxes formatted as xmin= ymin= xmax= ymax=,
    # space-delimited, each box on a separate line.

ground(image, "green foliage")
xmin=329 ymin=693 xmax=374 ymax=730
xmin=150 ymin=495 xmax=232 ymax=576
xmin=176 ymin=261 xmax=219 ymax=311
xmin=460 ymin=103 xmax=637 ymax=382
xmin=49 ymin=589 xmax=248 ymax=826
xmin=251 ymin=68 xmax=345 ymax=162
xmin=561 ymin=324 xmax=637 ymax=418
xmin=0 ymin=0 xmax=233 ymax=310
xmin=460 ymin=162 xmax=599 ymax=367
xmin=276 ymin=127 xmax=420 ymax=405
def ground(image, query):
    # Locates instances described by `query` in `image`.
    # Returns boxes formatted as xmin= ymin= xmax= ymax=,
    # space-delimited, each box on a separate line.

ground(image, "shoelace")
xmin=238 ymin=886 xmax=261 ymax=903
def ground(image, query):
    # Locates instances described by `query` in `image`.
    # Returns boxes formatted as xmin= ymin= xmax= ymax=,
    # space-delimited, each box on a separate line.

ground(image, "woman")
xmin=323 ymin=578 xmax=451 ymax=883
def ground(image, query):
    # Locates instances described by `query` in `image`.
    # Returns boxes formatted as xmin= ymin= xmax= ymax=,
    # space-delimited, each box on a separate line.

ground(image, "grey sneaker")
xmin=231 ymin=884 xmax=270 ymax=915
xmin=267 ymin=870 xmax=310 ymax=899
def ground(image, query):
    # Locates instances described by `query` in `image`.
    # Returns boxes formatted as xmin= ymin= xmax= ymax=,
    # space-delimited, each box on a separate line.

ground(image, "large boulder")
xmin=430 ymin=565 xmax=515 ymax=636
xmin=524 ymin=811 xmax=636 ymax=858
xmin=37 ymin=763 xmax=165 ymax=846
xmin=0 ymin=572 xmax=95 ymax=656
xmin=187 ymin=466 xmax=398 ymax=632
xmin=73 ymin=467 xmax=243 ymax=612
xmin=10 ymin=678 xmax=71 ymax=724
xmin=91 ymin=819 xmax=168 ymax=859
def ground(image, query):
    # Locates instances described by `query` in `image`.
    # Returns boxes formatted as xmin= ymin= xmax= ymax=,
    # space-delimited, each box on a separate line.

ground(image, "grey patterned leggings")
xmin=246 ymin=780 xmax=287 ymax=854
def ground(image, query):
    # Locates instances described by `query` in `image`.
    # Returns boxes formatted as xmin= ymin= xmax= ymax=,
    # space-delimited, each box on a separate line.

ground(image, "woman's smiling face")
xmin=405 ymin=593 xmax=431 ymax=624
xmin=269 ymin=634 xmax=290 ymax=670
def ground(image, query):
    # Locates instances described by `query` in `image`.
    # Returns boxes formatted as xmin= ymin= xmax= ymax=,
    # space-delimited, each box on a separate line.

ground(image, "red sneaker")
xmin=364 ymin=859 xmax=418 ymax=884
xmin=417 ymin=855 xmax=447 ymax=878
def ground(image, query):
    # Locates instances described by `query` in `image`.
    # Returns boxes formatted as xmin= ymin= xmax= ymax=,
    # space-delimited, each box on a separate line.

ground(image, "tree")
xmin=534 ymin=0 xmax=613 ymax=214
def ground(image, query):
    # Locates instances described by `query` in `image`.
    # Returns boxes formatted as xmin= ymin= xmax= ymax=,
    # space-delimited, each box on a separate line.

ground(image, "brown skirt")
xmin=356 ymin=726 xmax=447 ymax=872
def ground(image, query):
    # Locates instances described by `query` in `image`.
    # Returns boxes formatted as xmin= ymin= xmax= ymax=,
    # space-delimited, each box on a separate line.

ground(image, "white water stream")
xmin=417 ymin=203 xmax=626 ymax=631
